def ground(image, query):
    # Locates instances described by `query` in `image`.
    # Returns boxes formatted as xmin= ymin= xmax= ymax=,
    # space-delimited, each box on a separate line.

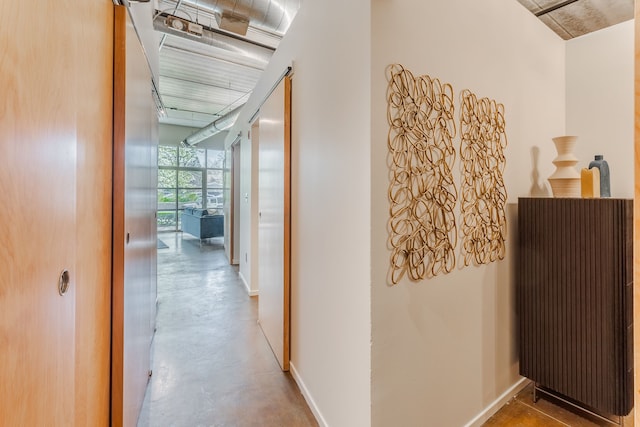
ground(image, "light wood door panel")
xmin=74 ymin=2 xmax=114 ymax=424
xmin=258 ymin=77 xmax=291 ymax=371
xmin=0 ymin=2 xmax=114 ymax=425
xmin=112 ymin=6 xmax=158 ymax=426
xmin=0 ymin=1 xmax=79 ymax=424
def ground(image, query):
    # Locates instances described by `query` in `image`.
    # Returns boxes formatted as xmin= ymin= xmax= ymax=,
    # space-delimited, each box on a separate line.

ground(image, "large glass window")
xmin=207 ymin=149 xmax=225 ymax=169
xmin=158 ymin=146 xmax=177 ymax=166
xmin=157 ymin=145 xmax=226 ymax=231
xmin=179 ymin=147 xmax=205 ymax=168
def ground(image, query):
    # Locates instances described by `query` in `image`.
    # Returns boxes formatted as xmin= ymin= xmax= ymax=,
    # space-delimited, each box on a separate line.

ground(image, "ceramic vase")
xmin=588 ymin=155 xmax=611 ymax=197
xmin=548 ymin=136 xmax=580 ymax=198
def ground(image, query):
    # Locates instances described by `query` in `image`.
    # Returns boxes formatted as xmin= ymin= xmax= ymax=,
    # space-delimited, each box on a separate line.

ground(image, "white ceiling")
xmin=154 ymin=0 xmax=300 ymax=129
xmin=516 ymin=0 xmax=634 ymax=39
xmin=152 ymin=0 xmax=634 ymax=133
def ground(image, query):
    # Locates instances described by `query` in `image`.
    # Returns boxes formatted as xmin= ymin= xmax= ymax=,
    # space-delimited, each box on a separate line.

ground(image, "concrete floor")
xmin=137 ymin=233 xmax=317 ymax=427
xmin=138 ymin=232 xmax=632 ymax=427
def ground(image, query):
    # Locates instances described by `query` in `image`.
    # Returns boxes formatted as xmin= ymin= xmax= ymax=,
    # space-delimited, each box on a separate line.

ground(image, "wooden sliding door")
xmin=0 ymin=1 xmax=114 ymax=425
xmin=74 ymin=2 xmax=115 ymax=424
xmin=258 ymin=76 xmax=292 ymax=371
xmin=112 ymin=6 xmax=158 ymax=427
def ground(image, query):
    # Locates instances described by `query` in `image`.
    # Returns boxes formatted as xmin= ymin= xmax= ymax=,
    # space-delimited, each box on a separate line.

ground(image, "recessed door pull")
xmin=58 ymin=269 xmax=70 ymax=296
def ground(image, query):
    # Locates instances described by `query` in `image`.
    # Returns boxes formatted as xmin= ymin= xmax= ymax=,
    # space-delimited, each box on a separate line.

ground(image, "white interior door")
xmin=258 ymin=76 xmax=291 ymax=371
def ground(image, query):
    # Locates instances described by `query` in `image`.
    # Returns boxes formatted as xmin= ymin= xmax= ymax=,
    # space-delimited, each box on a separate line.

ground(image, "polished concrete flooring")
xmin=483 ymin=383 xmax=634 ymax=427
xmin=140 ymin=233 xmax=632 ymax=427
xmin=137 ymin=233 xmax=317 ymax=427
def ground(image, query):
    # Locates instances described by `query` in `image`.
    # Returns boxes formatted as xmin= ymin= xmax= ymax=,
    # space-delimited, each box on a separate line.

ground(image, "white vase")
xmin=548 ymin=135 xmax=580 ymax=198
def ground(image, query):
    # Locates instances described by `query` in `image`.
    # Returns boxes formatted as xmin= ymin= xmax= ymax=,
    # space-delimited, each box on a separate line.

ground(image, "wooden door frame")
xmin=283 ymin=76 xmax=291 ymax=370
xmin=111 ymin=6 xmax=127 ymax=425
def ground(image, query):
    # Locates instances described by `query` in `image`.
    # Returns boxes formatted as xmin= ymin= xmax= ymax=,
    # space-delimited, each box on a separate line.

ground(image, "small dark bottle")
xmin=588 ymin=155 xmax=610 ymax=197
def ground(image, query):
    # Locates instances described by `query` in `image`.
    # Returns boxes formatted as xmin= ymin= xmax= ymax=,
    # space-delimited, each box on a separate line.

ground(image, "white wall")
xmin=566 ymin=20 xmax=634 ymax=198
xmin=159 ymin=123 xmax=198 ymax=146
xmin=238 ymin=126 xmax=259 ymax=295
xmin=371 ymin=1 xmax=565 ymax=426
xmin=227 ymin=0 xmax=372 ymax=425
xmin=238 ymin=135 xmax=251 ymax=289
xmin=159 ymin=123 xmax=229 ymax=149
xmin=225 ymin=2 xmax=632 ymax=426
xmin=128 ymin=2 xmax=159 ymax=82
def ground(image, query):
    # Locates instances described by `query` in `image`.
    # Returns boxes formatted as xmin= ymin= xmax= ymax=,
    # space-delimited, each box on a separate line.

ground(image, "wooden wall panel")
xmin=634 ymin=2 xmax=640 ymax=424
xmin=74 ymin=2 xmax=114 ymax=425
xmin=0 ymin=0 xmax=113 ymax=425
xmin=0 ymin=1 xmax=77 ymax=423
xmin=112 ymin=6 xmax=158 ymax=426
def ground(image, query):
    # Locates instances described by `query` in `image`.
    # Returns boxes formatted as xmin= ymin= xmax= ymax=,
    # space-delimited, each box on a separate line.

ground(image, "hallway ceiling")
xmin=154 ymin=0 xmax=300 ymax=129
xmin=151 ymin=0 xmax=633 ymax=132
xmin=516 ymin=0 xmax=634 ymax=39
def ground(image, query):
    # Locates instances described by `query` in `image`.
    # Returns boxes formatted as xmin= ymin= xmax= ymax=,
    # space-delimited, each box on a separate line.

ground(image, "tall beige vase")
xmin=548 ymin=135 xmax=580 ymax=198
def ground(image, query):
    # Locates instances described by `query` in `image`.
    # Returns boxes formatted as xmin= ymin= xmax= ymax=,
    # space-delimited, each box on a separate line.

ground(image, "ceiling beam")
xmin=535 ymin=0 xmax=581 ymax=17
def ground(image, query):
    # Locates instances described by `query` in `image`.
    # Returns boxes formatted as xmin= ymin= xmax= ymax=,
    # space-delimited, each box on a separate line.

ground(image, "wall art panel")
xmin=386 ymin=64 xmax=458 ymax=284
xmin=459 ymin=89 xmax=508 ymax=266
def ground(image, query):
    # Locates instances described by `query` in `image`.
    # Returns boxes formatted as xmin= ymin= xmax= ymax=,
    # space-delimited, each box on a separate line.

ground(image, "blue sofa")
xmin=181 ymin=208 xmax=224 ymax=242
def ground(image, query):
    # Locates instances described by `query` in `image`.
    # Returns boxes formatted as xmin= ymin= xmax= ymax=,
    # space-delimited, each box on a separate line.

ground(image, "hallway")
xmin=137 ymin=233 xmax=317 ymax=426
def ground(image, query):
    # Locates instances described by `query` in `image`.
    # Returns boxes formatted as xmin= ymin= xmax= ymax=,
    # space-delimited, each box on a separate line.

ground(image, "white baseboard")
xmin=238 ymin=271 xmax=259 ymax=297
xmin=232 ymin=258 xmax=239 ymax=265
xmin=290 ymin=362 xmax=328 ymax=427
xmin=464 ymin=377 xmax=530 ymax=427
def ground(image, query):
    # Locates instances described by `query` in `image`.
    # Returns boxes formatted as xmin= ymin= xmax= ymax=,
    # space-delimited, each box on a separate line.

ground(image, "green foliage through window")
xmin=158 ymin=145 xmax=177 ymax=167
xmin=157 ymin=144 xmax=227 ymax=231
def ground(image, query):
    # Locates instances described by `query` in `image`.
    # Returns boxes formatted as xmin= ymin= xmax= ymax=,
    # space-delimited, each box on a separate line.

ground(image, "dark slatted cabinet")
xmin=517 ymin=197 xmax=633 ymax=416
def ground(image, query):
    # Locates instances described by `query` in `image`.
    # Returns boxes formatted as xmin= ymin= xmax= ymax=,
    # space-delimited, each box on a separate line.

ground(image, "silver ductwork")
xmin=182 ymin=104 xmax=244 ymax=146
xmin=153 ymin=12 xmax=274 ymax=62
xmin=160 ymin=0 xmax=301 ymax=35
xmin=156 ymin=0 xmax=301 ymax=137
xmin=113 ymin=0 xmax=151 ymax=5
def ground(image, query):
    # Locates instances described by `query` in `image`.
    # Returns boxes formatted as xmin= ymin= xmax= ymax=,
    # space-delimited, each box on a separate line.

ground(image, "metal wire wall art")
xmin=459 ymin=89 xmax=508 ymax=266
xmin=386 ymin=64 xmax=458 ymax=284
xmin=385 ymin=64 xmax=509 ymax=284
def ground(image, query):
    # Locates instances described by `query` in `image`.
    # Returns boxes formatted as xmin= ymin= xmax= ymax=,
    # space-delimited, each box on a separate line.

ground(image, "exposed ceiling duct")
xmin=216 ymin=10 xmax=250 ymax=35
xmin=154 ymin=0 xmax=300 ymax=128
xmin=113 ymin=0 xmax=151 ymax=5
xmin=153 ymin=12 xmax=274 ymax=64
xmin=171 ymin=0 xmax=302 ymax=35
xmin=182 ymin=103 xmax=245 ymax=146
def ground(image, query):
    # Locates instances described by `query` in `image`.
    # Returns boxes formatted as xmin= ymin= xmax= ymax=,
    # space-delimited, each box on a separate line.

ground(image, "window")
xmin=157 ymin=145 xmax=226 ymax=232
